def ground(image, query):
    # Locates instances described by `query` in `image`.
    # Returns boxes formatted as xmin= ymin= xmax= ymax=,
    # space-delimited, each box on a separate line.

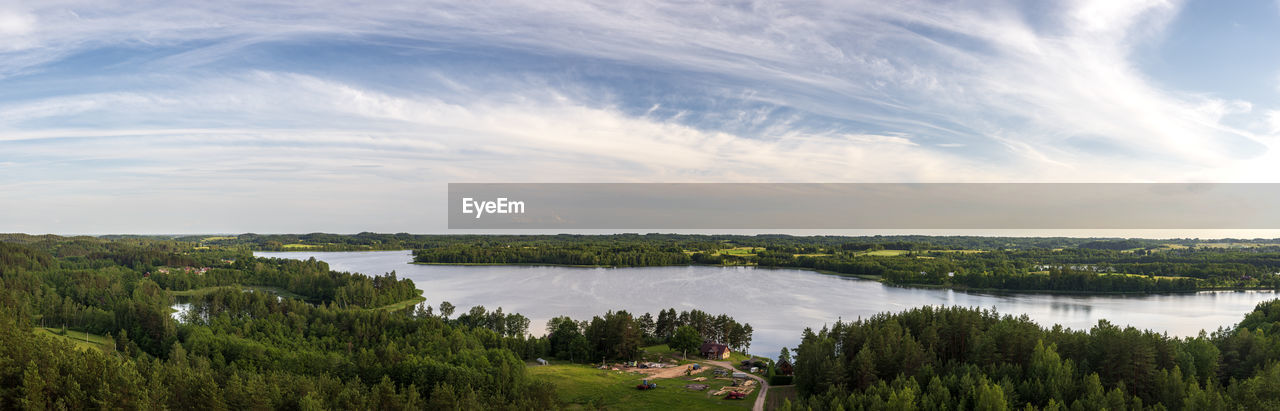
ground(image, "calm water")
xmin=256 ymin=250 xmax=1280 ymax=357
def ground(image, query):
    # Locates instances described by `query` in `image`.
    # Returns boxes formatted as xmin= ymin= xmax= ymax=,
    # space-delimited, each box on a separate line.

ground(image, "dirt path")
xmin=701 ymin=360 xmax=769 ymax=411
xmin=629 ymin=363 xmax=705 ymax=380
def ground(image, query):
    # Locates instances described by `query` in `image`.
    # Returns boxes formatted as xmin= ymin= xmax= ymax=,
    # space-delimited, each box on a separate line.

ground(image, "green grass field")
xmin=529 ymin=364 xmax=756 ymax=410
xmin=1195 ymin=242 xmax=1280 ymax=249
xmin=281 ymin=243 xmax=320 ymax=249
xmin=858 ymin=249 xmax=909 ymax=256
xmin=374 ymin=295 xmax=426 ymax=311
xmin=718 ymin=247 xmax=762 ymax=256
xmin=765 ymin=385 xmax=797 ymax=410
xmin=35 ymin=327 xmax=113 ymax=352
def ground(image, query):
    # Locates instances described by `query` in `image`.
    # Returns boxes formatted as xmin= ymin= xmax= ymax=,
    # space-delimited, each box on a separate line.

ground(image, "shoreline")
xmin=407 ymin=259 xmax=1278 ymax=296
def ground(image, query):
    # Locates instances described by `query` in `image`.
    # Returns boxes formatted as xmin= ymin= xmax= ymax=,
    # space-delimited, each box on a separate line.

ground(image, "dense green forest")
xmin=0 ymin=234 xmax=751 ymax=409
xmin=401 ymin=234 xmax=1280 ymax=293
xmin=14 ymin=232 xmax=1280 ymax=408
xmin=781 ymin=301 xmax=1280 ymax=410
xmin=87 ymin=232 xmax=1280 ymax=293
xmin=94 ymin=232 xmax=1268 ymax=293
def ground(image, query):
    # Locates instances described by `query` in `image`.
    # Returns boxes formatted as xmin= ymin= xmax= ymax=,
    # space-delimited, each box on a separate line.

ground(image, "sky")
xmin=3 ymin=0 xmax=1280 ymax=235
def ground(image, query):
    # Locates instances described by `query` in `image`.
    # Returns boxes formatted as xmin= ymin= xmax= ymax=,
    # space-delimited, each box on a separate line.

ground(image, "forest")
xmin=90 ymin=232 xmax=1280 ymax=292
xmin=0 ymin=235 xmax=751 ymax=409
xmin=781 ymin=301 xmax=1280 ymax=410
xmin=398 ymin=234 xmax=1280 ymax=293
xmin=12 ymin=232 xmax=1280 ymax=409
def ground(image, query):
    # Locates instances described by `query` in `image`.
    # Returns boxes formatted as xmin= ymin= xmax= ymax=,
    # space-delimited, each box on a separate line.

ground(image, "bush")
xmin=771 ymin=375 xmax=793 ymax=385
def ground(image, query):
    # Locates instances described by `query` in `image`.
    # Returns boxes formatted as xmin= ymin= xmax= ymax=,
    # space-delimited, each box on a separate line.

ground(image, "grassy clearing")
xmin=35 ymin=327 xmax=113 ymax=352
xmin=719 ymin=247 xmax=762 ymax=256
xmin=373 ymin=295 xmax=426 ymax=311
xmin=681 ymin=247 xmax=763 ymax=257
xmin=529 ymin=364 xmax=755 ymax=410
xmin=1196 ymin=242 xmax=1280 ymax=249
xmin=857 ymin=249 xmax=909 ymax=257
xmin=281 ymin=243 xmax=320 ymax=249
xmin=202 ymin=236 xmax=237 ymax=241
xmin=765 ymin=385 xmax=797 ymax=410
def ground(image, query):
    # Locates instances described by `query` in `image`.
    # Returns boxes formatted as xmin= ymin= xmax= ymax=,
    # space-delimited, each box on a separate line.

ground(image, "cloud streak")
xmin=2 ymin=0 xmax=1278 ymax=233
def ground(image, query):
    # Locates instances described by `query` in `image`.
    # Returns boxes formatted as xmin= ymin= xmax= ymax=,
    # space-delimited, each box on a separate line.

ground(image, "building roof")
xmin=700 ymin=342 xmax=729 ymax=354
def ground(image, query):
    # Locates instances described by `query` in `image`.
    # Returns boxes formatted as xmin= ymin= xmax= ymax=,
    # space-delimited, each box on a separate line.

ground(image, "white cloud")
xmin=1268 ymin=110 xmax=1280 ymax=134
xmin=3 ymin=1 xmax=1280 ymax=232
xmin=0 ymin=72 xmax=988 ymax=183
xmin=0 ymin=8 xmax=34 ymax=36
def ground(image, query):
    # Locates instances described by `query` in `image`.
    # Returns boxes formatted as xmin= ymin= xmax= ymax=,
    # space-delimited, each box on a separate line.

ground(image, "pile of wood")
xmin=712 ymin=386 xmax=755 ymax=396
xmin=684 ymin=384 xmax=709 ymax=391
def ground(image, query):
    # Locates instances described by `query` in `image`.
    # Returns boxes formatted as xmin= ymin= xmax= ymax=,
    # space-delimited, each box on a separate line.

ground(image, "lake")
xmin=256 ymin=250 xmax=1280 ymax=357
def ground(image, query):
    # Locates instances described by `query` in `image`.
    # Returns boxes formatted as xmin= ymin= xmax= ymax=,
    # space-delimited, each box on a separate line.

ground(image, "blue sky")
xmin=3 ymin=0 xmax=1280 ymax=234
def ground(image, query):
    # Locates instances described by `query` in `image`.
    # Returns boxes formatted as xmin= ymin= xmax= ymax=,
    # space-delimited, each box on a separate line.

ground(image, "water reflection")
xmin=1049 ymin=301 xmax=1093 ymax=314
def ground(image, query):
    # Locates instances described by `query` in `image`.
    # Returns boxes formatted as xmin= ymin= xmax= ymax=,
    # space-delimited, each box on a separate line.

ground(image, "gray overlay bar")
xmin=448 ymin=183 xmax=1280 ymax=229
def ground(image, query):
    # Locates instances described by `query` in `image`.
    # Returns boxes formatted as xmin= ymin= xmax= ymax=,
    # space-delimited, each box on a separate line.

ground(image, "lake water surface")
xmin=256 ymin=250 xmax=1280 ymax=357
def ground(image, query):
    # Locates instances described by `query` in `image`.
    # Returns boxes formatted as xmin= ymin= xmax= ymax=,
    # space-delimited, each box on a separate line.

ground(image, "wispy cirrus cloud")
xmin=1 ymin=0 xmax=1278 ymax=233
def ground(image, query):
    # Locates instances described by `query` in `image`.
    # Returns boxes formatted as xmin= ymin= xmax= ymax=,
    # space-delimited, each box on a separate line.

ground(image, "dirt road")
xmin=629 ymin=363 xmax=705 ymax=379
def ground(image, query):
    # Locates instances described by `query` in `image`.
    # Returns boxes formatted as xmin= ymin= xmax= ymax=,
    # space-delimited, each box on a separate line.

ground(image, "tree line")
xmin=0 ymin=235 xmax=754 ymax=409
xmin=782 ymin=301 xmax=1280 ymax=410
xmin=543 ymin=307 xmax=753 ymax=363
xmin=404 ymin=235 xmax=1280 ymax=293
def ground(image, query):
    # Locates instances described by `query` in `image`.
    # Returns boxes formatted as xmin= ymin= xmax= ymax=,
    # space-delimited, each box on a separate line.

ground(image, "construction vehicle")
xmin=726 ymin=391 xmax=746 ymax=400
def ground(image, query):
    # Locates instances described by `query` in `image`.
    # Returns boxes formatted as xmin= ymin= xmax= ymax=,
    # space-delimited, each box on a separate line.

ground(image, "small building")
xmin=776 ymin=359 xmax=794 ymax=375
xmin=700 ymin=342 xmax=731 ymax=359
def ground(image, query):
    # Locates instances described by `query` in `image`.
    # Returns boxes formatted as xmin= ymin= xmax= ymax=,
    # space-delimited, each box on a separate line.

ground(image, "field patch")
xmin=858 ymin=249 xmax=909 ymax=256
xmin=529 ymin=363 xmax=756 ymax=410
xmin=35 ymin=327 xmax=113 ymax=352
xmin=718 ymin=247 xmax=762 ymax=256
xmin=765 ymin=385 xmax=798 ymax=410
xmin=374 ymin=295 xmax=427 ymax=311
